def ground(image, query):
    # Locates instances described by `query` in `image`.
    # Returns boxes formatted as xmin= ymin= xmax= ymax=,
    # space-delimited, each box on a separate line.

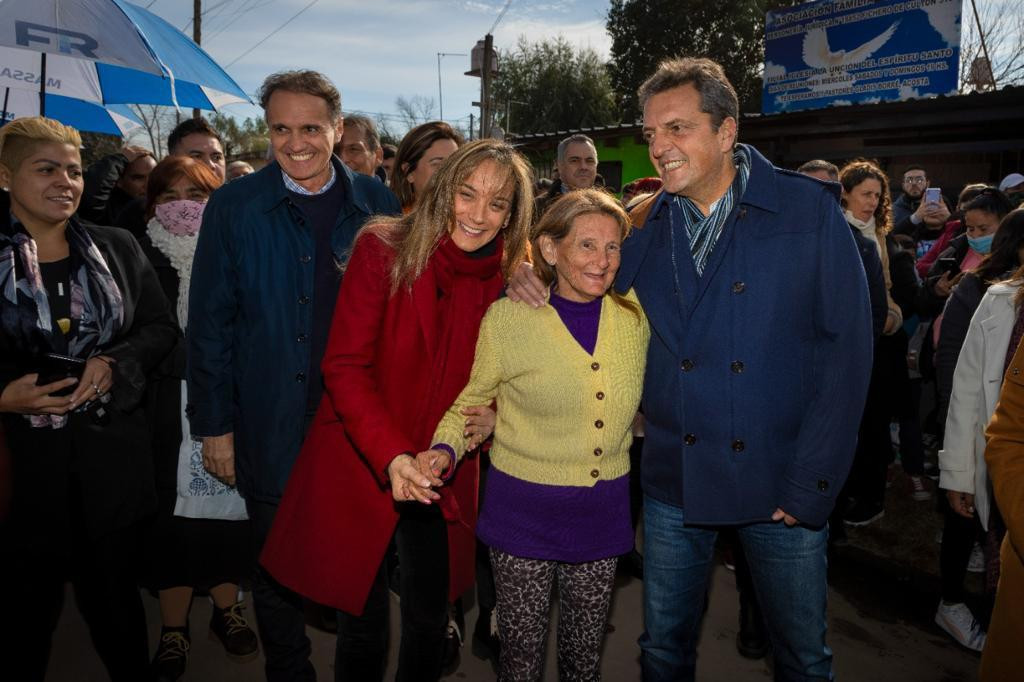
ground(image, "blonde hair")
xmin=0 ymin=117 xmax=82 ymax=173
xmin=531 ymin=188 xmax=640 ymax=317
xmin=361 ymin=139 xmax=534 ymax=292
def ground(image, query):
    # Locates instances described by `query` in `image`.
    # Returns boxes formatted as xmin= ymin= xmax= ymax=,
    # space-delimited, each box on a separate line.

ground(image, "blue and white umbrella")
xmin=1 ymin=87 xmax=143 ymax=135
xmin=0 ymin=0 xmax=250 ymax=117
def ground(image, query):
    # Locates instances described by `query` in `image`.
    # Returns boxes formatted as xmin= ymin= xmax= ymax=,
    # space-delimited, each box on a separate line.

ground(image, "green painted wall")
xmin=593 ymin=136 xmax=658 ymax=189
xmin=520 ymin=132 xmax=657 ymax=195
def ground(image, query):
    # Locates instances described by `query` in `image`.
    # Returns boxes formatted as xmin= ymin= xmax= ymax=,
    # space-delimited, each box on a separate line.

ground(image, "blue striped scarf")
xmin=673 ymin=147 xmax=751 ymax=276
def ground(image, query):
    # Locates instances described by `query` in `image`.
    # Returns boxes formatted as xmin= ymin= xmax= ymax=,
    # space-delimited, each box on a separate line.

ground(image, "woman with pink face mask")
xmin=140 ymin=156 xmax=259 ymax=680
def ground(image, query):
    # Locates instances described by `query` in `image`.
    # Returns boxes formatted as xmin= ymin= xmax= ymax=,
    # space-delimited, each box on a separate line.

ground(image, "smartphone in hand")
xmin=925 ymin=187 xmax=942 ymax=205
xmin=35 ymin=353 xmax=85 ymax=397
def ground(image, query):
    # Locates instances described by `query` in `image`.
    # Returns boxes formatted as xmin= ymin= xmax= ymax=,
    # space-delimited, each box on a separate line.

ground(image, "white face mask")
xmin=154 ymin=199 xmax=206 ymax=237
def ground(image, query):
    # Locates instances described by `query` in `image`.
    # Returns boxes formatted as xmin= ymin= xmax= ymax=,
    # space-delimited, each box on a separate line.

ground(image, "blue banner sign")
xmin=762 ymin=0 xmax=961 ymax=114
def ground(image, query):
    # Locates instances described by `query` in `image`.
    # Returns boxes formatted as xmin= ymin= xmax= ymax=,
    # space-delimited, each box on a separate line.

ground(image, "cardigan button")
xmin=817 ymin=479 xmax=829 ymax=492
xmin=1014 ymin=367 xmax=1021 ymax=376
xmin=299 ymin=254 xmax=312 ymax=264
xmin=298 ymin=295 xmax=310 ymax=305
xmin=681 ymin=359 xmax=694 ymax=371
xmin=732 ymin=281 xmax=746 ymax=294
xmin=297 ymin=333 xmax=308 ymax=343
xmin=595 ymin=420 xmax=604 ymax=429
xmin=684 ymin=433 xmax=697 ymax=446
xmin=295 ymin=372 xmax=306 ymax=383
xmin=594 ymin=447 xmax=603 ymax=456
xmin=732 ymin=439 xmax=745 ymax=452
xmin=596 ymin=391 xmax=605 ymax=400
xmin=590 ymin=469 xmax=600 ymax=479
xmin=591 ymin=362 xmax=600 ymax=371
xmin=731 ymin=361 xmax=744 ymax=374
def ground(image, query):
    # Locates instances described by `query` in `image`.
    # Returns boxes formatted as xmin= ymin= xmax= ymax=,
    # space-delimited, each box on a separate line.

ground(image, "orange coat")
xmin=982 ymin=340 xmax=1024 ymax=681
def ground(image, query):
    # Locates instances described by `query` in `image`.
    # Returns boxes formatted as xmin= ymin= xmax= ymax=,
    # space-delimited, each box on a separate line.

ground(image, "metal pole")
xmin=436 ymin=53 xmax=466 ymax=123
xmin=193 ymin=0 xmax=202 ymax=118
xmin=39 ymin=53 xmax=47 ymax=117
xmin=469 ymin=113 xmax=474 ymax=141
xmin=2 ymin=87 xmax=10 ymax=125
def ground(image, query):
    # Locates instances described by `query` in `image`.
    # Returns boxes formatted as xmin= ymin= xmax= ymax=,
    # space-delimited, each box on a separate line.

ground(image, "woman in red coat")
xmin=261 ymin=139 xmax=533 ymax=680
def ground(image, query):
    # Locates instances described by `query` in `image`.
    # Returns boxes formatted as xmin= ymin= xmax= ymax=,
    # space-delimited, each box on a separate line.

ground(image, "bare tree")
xmin=127 ymin=104 xmax=180 ymax=157
xmin=960 ymin=0 xmax=1024 ymax=91
xmin=394 ymin=95 xmax=437 ymax=130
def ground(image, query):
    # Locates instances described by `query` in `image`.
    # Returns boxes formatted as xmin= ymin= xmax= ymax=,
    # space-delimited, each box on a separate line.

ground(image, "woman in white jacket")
xmin=939 ymin=272 xmax=1023 ymax=651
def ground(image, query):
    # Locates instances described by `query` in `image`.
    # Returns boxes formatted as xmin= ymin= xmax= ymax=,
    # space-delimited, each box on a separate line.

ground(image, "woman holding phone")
xmin=0 ymin=117 xmax=177 ymax=680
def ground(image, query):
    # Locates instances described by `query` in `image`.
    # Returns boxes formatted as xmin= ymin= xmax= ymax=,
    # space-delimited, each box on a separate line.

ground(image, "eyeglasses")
xmin=903 ymin=177 xmax=927 ymax=185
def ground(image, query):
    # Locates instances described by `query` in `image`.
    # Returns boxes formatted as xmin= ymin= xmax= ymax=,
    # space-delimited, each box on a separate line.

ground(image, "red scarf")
xmin=414 ymin=234 xmax=504 ymax=444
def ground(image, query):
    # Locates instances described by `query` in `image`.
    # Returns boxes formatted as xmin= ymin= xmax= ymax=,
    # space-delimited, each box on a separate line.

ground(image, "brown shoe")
xmin=209 ymin=602 xmax=259 ymax=663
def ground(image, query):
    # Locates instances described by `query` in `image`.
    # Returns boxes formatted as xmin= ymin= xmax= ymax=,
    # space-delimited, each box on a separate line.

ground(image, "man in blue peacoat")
xmin=186 ymin=71 xmax=399 ymax=681
xmin=619 ymin=59 xmax=873 ymax=681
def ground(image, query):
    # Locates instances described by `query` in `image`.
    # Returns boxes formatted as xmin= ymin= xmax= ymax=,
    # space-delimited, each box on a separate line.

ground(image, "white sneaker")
xmin=935 ymin=601 xmax=986 ymax=652
xmin=967 ymin=543 xmax=985 ymax=573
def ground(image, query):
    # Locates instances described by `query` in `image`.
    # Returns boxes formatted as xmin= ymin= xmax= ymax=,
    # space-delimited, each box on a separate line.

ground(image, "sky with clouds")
xmin=145 ymin=0 xmax=614 ymax=131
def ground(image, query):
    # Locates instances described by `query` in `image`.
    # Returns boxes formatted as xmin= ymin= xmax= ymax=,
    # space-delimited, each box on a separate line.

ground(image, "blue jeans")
xmin=640 ymin=495 xmax=833 ymax=681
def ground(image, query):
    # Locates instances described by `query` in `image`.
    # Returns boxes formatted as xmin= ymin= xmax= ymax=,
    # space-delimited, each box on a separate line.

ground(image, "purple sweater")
xmin=472 ymin=292 xmax=633 ymax=563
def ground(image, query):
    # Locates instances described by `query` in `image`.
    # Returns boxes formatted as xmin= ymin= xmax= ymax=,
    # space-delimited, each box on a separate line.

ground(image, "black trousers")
xmin=0 ymin=477 xmax=150 ymax=682
xmin=335 ymin=503 xmax=449 ymax=682
xmin=248 ymin=499 xmax=317 ymax=682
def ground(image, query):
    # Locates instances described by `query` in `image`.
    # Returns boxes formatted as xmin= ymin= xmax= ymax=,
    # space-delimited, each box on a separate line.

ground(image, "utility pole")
xmin=969 ymin=0 xmax=997 ymax=89
xmin=469 ymin=113 xmax=474 ymax=141
xmin=481 ymin=33 xmax=494 ymax=138
xmin=193 ymin=0 xmax=202 ymax=119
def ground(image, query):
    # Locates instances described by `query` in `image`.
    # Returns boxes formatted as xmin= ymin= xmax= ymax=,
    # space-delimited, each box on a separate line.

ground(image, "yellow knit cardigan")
xmin=433 ymin=290 xmax=650 ymax=487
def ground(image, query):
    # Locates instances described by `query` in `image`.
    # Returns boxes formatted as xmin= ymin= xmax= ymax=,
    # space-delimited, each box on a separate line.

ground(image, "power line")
xmin=225 ymin=0 xmax=320 ymax=67
xmin=207 ymin=0 xmax=275 ymax=42
xmin=489 ymin=0 xmax=514 ymax=34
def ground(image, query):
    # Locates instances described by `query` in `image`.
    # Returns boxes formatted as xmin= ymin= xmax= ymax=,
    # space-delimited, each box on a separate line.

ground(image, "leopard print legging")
xmin=490 ymin=548 xmax=617 ymax=682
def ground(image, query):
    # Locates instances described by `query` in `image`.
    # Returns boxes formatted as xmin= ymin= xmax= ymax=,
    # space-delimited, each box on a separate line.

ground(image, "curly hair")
xmin=838 ymin=159 xmax=893 ymax=234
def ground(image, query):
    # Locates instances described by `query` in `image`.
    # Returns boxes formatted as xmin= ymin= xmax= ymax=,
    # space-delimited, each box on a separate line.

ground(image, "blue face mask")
xmin=968 ymin=233 xmax=994 ymax=255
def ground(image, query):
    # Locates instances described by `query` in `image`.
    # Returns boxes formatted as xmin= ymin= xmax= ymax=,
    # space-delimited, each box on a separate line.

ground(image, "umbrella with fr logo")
xmin=0 ymin=0 xmax=250 ymax=133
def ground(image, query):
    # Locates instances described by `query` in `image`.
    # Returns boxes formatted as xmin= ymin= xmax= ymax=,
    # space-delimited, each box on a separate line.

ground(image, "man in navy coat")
xmin=187 ymin=70 xmax=399 ymax=681
xmin=622 ymin=58 xmax=872 ymax=681
xmin=509 ymin=57 xmax=872 ymax=680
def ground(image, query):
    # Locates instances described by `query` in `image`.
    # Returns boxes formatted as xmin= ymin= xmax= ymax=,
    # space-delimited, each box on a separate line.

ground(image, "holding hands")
xmin=388 ymin=402 xmax=494 ymax=503
xmin=388 ymin=452 xmax=444 ymax=504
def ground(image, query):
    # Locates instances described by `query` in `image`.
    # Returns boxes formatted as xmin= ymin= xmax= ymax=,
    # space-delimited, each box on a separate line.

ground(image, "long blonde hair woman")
xmin=262 ymin=139 xmax=534 ymax=680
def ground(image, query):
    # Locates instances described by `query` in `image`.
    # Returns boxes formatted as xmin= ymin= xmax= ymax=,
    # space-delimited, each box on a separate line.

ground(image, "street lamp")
xmin=437 ymin=52 xmax=467 ymax=121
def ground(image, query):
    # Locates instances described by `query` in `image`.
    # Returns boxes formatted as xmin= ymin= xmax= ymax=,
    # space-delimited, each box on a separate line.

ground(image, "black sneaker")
xmin=153 ymin=627 xmax=190 ymax=682
xmin=442 ymin=600 xmax=464 ymax=674
xmin=843 ymin=500 xmax=885 ymax=527
xmin=209 ymin=602 xmax=259 ymax=663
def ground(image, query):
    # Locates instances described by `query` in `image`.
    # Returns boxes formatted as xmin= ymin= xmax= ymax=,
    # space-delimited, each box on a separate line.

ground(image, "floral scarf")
xmin=0 ymin=213 xmax=124 ymax=427
xmin=146 ymin=214 xmax=200 ymax=331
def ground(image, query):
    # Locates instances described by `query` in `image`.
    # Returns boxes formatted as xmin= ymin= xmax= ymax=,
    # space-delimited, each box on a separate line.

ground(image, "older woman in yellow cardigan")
xmin=417 ymin=189 xmax=649 ymax=681
xmin=983 ymin=336 xmax=1024 ymax=681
